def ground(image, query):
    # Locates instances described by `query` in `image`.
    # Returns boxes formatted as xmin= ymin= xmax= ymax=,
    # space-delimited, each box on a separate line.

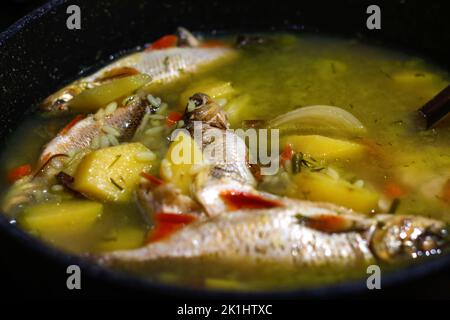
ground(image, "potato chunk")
xmin=179 ymin=78 xmax=235 ymax=106
xmin=69 ymin=74 xmax=151 ymax=112
xmin=161 ymin=131 xmax=203 ymax=194
xmin=287 ymin=171 xmax=379 ymax=213
xmin=281 ymin=135 xmax=366 ymax=161
xmin=224 ymin=94 xmax=252 ymax=127
xmin=392 ymin=71 xmax=440 ymax=86
xmin=18 ymin=200 xmax=103 ymax=236
xmin=73 ymin=143 xmax=153 ymax=202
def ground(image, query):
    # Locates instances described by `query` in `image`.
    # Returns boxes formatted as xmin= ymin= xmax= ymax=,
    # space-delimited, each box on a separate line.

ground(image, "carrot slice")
xmin=59 ymin=115 xmax=84 ymax=135
xmin=8 ymin=164 xmax=32 ymax=182
xmin=220 ymin=190 xmax=282 ymax=211
xmin=141 ymin=172 xmax=164 ymax=185
xmin=280 ymin=144 xmax=294 ymax=166
xmin=146 ymin=35 xmax=178 ymax=51
xmin=155 ymin=213 xmax=198 ymax=224
xmin=147 ymin=222 xmax=184 ymax=243
xmin=166 ymin=111 xmax=183 ymax=127
xmin=384 ymin=182 xmax=406 ymax=198
xmin=147 ymin=213 xmax=197 ymax=243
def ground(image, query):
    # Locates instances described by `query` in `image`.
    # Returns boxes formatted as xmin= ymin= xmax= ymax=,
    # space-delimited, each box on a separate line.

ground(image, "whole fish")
xmin=136 ymin=93 xmax=257 ymax=219
xmin=42 ymin=29 xmax=236 ymax=112
xmin=185 ymin=93 xmax=257 ymax=216
xmin=97 ymin=201 xmax=449 ymax=268
xmin=2 ymin=95 xmax=151 ymax=216
xmin=138 ymin=93 xmax=260 ymax=218
xmin=37 ymin=95 xmax=150 ymax=176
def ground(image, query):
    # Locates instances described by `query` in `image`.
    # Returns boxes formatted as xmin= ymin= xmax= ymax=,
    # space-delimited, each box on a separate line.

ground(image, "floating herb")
xmin=380 ymin=68 xmax=392 ymax=79
xmin=331 ymin=63 xmax=336 ymax=74
xmin=292 ymin=153 xmax=302 ymax=174
xmin=110 ymin=177 xmax=124 ymax=191
xmin=389 ymin=198 xmax=401 ymax=213
xmin=291 ymin=152 xmax=323 ymax=174
xmin=108 ymin=154 xmax=122 ymax=169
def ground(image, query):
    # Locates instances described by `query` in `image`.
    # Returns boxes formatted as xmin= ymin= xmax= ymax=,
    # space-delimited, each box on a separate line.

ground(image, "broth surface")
xmin=1 ymin=34 xmax=449 ymax=290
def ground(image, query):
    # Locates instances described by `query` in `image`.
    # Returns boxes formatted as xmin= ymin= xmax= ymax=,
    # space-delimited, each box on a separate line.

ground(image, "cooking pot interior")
xmin=1 ymin=0 xmax=450 ymax=298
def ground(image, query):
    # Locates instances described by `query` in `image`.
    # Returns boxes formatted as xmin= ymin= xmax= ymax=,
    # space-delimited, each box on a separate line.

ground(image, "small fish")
xmin=97 ymin=202 xmax=449 ymax=268
xmin=184 ymin=93 xmax=257 ymax=216
xmin=37 ymin=95 xmax=150 ymax=176
xmin=41 ymin=30 xmax=236 ymax=112
xmin=2 ymin=96 xmax=150 ymax=216
xmin=136 ymin=93 xmax=256 ymax=219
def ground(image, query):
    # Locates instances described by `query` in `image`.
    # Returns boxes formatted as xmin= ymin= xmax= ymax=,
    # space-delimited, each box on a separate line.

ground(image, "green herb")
xmin=389 ymin=198 xmax=401 ymax=213
xmin=380 ymin=68 xmax=392 ymax=79
xmin=331 ymin=63 xmax=336 ymax=74
xmin=291 ymin=152 xmax=323 ymax=174
xmin=391 ymin=120 xmax=404 ymax=125
xmin=292 ymin=153 xmax=302 ymax=174
xmin=294 ymin=213 xmax=308 ymax=224
xmin=110 ymin=177 xmax=124 ymax=191
xmin=108 ymin=154 xmax=122 ymax=169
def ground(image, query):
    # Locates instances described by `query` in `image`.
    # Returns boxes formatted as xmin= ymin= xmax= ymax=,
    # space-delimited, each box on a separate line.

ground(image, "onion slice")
xmin=268 ymin=105 xmax=366 ymax=136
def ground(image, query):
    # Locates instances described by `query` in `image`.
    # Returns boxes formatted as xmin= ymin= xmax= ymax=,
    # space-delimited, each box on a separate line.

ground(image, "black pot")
xmin=0 ymin=0 xmax=449 ymax=299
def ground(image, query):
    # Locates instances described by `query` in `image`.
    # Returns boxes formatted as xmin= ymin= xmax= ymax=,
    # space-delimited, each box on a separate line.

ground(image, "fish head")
xmin=184 ymin=93 xmax=229 ymax=130
xmin=371 ymin=215 xmax=449 ymax=262
xmin=40 ymin=81 xmax=90 ymax=112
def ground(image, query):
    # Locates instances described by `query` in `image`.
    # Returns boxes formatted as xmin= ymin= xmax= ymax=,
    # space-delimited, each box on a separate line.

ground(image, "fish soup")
xmin=1 ymin=31 xmax=449 ymax=290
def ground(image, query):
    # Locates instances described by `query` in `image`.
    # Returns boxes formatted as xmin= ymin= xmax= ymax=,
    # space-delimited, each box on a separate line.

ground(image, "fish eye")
xmin=190 ymin=93 xmax=208 ymax=107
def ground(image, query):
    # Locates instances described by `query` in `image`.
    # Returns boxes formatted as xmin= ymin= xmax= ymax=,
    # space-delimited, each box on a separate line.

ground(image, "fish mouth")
xmin=415 ymin=224 xmax=450 ymax=254
xmin=370 ymin=217 xmax=450 ymax=263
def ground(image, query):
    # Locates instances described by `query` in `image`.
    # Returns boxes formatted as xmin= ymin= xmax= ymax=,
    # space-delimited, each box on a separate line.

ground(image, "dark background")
xmin=1 ymin=0 xmax=47 ymax=30
xmin=0 ymin=0 xmax=449 ymax=299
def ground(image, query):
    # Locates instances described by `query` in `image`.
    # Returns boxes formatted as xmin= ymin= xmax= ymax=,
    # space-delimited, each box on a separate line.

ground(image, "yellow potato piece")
xmin=224 ymin=94 xmax=252 ymax=127
xmin=287 ymin=172 xmax=379 ymax=213
xmin=179 ymin=78 xmax=235 ymax=106
xmin=73 ymin=143 xmax=153 ymax=202
xmin=19 ymin=200 xmax=103 ymax=236
xmin=69 ymin=74 xmax=151 ymax=112
xmin=161 ymin=131 xmax=203 ymax=194
xmin=95 ymin=227 xmax=145 ymax=252
xmin=282 ymin=135 xmax=366 ymax=161
xmin=391 ymin=71 xmax=449 ymax=100
xmin=314 ymin=59 xmax=347 ymax=79
xmin=392 ymin=71 xmax=440 ymax=85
